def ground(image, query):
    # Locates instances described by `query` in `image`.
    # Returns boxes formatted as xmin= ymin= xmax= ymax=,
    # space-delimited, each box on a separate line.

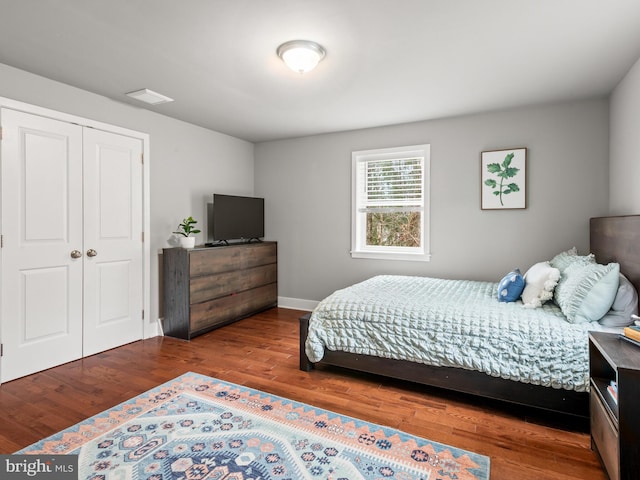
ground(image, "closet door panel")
xmin=22 ymin=267 xmax=70 ymax=339
xmin=0 ymin=108 xmax=83 ymax=383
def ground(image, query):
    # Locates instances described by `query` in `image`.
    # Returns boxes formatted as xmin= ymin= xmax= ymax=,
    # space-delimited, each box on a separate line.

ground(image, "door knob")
xmin=87 ymin=249 xmax=98 ymax=257
xmin=70 ymin=250 xmax=82 ymax=259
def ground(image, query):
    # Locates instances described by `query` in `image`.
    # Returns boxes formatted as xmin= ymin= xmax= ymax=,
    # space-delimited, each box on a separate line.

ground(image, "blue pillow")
xmin=497 ymin=268 xmax=525 ymax=302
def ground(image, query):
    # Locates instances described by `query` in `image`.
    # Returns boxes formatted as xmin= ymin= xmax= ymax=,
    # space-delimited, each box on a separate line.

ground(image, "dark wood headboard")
xmin=590 ymin=215 xmax=640 ymax=299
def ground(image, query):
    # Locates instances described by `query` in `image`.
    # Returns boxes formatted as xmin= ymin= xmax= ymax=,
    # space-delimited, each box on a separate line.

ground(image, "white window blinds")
xmin=362 ymin=156 xmax=424 ymax=208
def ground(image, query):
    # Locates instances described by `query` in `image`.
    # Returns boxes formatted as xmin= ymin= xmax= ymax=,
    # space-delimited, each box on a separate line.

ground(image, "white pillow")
xmin=521 ymin=262 xmax=561 ymax=309
xmin=599 ymin=274 xmax=639 ymax=327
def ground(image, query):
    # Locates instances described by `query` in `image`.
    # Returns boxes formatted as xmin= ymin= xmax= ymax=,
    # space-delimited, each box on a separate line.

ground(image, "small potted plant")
xmin=173 ymin=216 xmax=201 ymax=248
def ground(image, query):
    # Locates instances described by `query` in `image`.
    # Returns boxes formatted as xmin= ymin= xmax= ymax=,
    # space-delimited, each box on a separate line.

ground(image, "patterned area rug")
xmin=19 ymin=372 xmax=490 ymax=479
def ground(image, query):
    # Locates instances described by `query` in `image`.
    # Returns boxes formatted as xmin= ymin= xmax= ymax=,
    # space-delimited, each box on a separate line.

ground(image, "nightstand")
xmin=589 ymin=332 xmax=640 ymax=480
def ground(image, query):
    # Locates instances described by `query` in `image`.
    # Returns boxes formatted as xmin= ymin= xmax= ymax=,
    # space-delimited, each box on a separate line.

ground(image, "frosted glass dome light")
xmin=277 ymin=40 xmax=326 ymax=74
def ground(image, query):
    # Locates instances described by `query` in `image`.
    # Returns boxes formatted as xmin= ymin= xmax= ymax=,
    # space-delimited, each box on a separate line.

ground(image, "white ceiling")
xmin=1 ymin=0 xmax=640 ymax=143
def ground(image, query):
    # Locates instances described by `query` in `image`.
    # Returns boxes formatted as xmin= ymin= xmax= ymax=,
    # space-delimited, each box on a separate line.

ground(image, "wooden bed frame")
xmin=299 ymin=215 xmax=640 ymax=420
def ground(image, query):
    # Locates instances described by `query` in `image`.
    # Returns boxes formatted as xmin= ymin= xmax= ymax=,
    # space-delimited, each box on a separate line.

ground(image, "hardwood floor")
xmin=0 ymin=307 xmax=605 ymax=479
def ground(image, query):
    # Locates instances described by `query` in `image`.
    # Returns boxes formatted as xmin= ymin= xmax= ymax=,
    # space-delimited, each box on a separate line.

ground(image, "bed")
xmin=300 ymin=215 xmax=640 ymax=419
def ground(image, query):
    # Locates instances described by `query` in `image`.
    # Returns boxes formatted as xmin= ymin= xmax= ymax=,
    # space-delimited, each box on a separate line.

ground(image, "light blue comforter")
xmin=306 ymin=275 xmax=612 ymax=392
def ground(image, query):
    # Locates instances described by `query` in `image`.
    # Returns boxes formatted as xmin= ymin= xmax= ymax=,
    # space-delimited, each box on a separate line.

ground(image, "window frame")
xmin=351 ymin=144 xmax=431 ymax=261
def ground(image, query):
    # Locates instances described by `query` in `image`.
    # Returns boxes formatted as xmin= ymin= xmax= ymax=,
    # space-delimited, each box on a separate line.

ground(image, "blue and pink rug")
xmin=19 ymin=372 xmax=490 ymax=479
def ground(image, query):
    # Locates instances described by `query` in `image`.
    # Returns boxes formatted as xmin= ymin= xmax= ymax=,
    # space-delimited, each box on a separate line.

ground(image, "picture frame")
xmin=481 ymin=147 xmax=527 ymax=210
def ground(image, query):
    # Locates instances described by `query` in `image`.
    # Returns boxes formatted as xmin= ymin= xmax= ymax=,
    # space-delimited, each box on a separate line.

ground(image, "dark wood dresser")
xmin=162 ymin=242 xmax=277 ymax=339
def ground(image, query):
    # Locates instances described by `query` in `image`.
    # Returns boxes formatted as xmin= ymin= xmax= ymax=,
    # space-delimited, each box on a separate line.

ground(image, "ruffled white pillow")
xmin=521 ymin=262 xmax=561 ymax=309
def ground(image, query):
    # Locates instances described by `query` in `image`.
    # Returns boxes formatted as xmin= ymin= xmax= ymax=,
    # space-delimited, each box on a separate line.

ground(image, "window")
xmin=351 ymin=144 xmax=430 ymax=261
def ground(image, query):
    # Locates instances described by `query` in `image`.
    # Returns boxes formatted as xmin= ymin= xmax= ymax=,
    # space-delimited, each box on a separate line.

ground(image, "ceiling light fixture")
xmin=277 ymin=40 xmax=326 ymax=74
xmin=125 ymin=88 xmax=174 ymax=105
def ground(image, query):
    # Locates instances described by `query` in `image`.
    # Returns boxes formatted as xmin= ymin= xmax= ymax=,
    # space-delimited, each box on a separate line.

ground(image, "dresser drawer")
xmin=591 ymin=390 xmax=619 ymax=480
xmin=189 ymin=264 xmax=277 ymax=304
xmin=189 ymin=243 xmax=277 ymax=277
xmin=189 ymin=283 xmax=277 ymax=333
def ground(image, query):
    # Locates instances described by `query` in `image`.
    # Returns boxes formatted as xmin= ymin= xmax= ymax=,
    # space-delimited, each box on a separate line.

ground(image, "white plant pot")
xmin=179 ymin=236 xmax=196 ymax=248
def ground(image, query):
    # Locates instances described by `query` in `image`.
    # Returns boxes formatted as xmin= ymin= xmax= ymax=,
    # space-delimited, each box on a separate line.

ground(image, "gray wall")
xmin=610 ymin=55 xmax=640 ymax=214
xmin=255 ymin=99 xmax=610 ymax=303
xmin=0 ymin=63 xmax=255 ymax=331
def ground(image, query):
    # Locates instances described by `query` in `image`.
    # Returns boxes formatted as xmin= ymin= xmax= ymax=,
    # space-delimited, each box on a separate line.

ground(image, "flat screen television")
xmin=207 ymin=194 xmax=264 ymax=244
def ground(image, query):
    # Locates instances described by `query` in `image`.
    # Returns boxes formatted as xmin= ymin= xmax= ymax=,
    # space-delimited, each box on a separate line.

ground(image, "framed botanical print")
xmin=481 ymin=147 xmax=527 ymax=210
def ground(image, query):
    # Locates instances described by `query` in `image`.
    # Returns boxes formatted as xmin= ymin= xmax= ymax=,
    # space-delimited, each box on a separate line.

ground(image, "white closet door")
xmin=82 ymin=128 xmax=143 ymax=356
xmin=0 ymin=109 xmax=84 ymax=383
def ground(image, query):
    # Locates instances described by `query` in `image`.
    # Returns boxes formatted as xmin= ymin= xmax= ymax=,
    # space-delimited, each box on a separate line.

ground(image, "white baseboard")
xmin=145 ymin=318 xmax=162 ymax=338
xmin=277 ymin=297 xmax=318 ymax=312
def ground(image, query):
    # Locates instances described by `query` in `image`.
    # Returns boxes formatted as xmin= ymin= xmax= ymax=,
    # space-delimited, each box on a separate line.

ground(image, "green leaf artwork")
xmin=484 ymin=152 xmax=520 ymax=206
